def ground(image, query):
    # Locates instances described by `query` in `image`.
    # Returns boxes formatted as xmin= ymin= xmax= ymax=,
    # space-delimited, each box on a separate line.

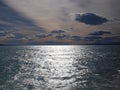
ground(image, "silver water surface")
xmin=0 ymin=45 xmax=120 ymax=90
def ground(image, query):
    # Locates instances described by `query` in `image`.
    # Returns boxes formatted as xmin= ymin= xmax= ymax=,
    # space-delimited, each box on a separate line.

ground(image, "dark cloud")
xmin=74 ymin=13 xmax=108 ymax=25
xmin=84 ymin=36 xmax=102 ymax=41
xmin=50 ymin=30 xmax=68 ymax=40
xmin=85 ymin=30 xmax=112 ymax=41
xmin=35 ymin=30 xmax=66 ymax=39
xmin=51 ymin=30 xmax=80 ymax=42
xmin=51 ymin=30 xmax=65 ymax=34
xmin=71 ymin=36 xmax=81 ymax=41
xmin=56 ymin=35 xmax=67 ymax=40
xmin=51 ymin=30 xmax=81 ymax=41
xmin=36 ymin=33 xmax=52 ymax=38
xmin=35 ymin=30 xmax=82 ymax=41
xmin=89 ymin=31 xmax=111 ymax=36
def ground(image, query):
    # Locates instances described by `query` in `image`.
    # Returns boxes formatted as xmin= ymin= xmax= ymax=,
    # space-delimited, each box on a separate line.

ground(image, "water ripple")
xmin=0 ymin=45 xmax=120 ymax=90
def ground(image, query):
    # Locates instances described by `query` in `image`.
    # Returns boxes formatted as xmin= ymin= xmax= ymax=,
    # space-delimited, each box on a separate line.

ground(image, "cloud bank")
xmin=0 ymin=0 xmax=119 ymax=45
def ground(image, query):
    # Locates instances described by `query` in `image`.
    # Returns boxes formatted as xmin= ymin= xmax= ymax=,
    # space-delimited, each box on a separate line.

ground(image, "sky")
xmin=0 ymin=0 xmax=120 ymax=45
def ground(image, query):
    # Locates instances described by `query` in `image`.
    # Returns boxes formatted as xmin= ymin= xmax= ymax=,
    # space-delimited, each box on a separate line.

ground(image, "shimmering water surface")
xmin=0 ymin=45 xmax=120 ymax=90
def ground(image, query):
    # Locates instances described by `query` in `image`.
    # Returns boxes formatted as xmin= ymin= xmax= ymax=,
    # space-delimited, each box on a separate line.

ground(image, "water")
xmin=0 ymin=45 xmax=120 ymax=90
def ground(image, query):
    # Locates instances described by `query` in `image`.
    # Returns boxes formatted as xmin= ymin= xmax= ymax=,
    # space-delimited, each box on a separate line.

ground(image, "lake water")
xmin=0 ymin=45 xmax=120 ymax=90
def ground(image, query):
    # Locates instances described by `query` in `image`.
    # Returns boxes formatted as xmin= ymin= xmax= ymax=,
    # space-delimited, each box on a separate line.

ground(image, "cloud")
xmin=0 ymin=0 xmax=44 ymax=31
xmin=74 ymin=13 xmax=108 ymax=25
xmin=84 ymin=30 xmax=112 ymax=41
xmin=1 ymin=0 xmax=119 ymax=45
xmin=84 ymin=36 xmax=102 ymax=41
xmin=50 ymin=30 xmax=68 ymax=40
xmin=56 ymin=35 xmax=67 ymax=40
xmin=50 ymin=30 xmax=81 ymax=41
xmin=36 ymin=30 xmax=66 ymax=39
xmin=71 ymin=36 xmax=81 ymax=41
xmin=4 ymin=0 xmax=77 ymax=30
xmin=89 ymin=31 xmax=111 ymax=36
xmin=36 ymin=30 xmax=82 ymax=41
xmin=51 ymin=30 xmax=65 ymax=34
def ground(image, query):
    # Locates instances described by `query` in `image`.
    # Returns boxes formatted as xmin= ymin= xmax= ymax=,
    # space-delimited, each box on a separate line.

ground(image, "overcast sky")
xmin=0 ymin=0 xmax=120 ymax=45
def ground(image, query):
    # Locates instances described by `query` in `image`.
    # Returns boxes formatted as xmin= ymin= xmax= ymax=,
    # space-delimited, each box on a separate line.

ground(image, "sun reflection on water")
xmin=11 ymin=46 xmax=89 ymax=90
xmin=1 ymin=45 xmax=119 ymax=90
